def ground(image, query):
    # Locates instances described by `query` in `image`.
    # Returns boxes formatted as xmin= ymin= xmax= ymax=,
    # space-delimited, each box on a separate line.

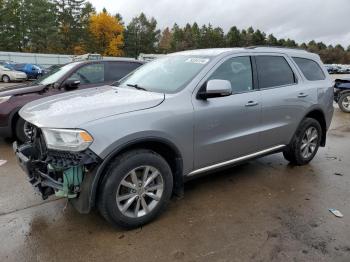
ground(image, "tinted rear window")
xmin=14 ymin=64 xmax=25 ymax=70
xmin=105 ymin=62 xmax=142 ymax=81
xmin=292 ymin=57 xmax=325 ymax=81
xmin=255 ymin=56 xmax=296 ymax=89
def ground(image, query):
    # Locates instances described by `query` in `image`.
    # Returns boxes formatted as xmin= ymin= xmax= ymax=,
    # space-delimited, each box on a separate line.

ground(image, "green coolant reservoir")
xmin=53 ymin=165 xmax=83 ymax=198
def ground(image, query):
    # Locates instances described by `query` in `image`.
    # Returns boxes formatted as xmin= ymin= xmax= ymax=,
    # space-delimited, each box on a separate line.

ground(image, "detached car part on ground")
xmin=334 ymin=78 xmax=350 ymax=113
xmin=0 ymin=59 xmax=143 ymax=143
xmin=14 ymin=47 xmax=334 ymax=229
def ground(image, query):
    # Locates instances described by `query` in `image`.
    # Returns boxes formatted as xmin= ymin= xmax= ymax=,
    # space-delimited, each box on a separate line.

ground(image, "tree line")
xmin=1 ymin=0 xmax=349 ymax=64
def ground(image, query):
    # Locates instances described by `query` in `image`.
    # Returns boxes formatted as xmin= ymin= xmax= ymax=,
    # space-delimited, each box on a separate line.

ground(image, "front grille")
xmin=46 ymin=149 xmax=99 ymax=168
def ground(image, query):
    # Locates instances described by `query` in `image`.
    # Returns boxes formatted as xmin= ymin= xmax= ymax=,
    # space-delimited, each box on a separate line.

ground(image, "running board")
xmin=187 ymin=145 xmax=286 ymax=177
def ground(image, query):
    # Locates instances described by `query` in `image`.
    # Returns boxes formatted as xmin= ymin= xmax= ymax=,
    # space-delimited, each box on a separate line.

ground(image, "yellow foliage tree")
xmin=89 ymin=11 xmax=124 ymax=56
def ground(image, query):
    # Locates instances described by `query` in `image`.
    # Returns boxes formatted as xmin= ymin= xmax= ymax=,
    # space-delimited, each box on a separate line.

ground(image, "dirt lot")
xmin=0 ymin=77 xmax=350 ymax=262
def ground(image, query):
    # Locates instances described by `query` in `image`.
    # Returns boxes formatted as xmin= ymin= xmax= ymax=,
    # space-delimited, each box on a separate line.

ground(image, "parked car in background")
xmin=13 ymin=47 xmax=333 ymax=228
xmin=334 ymin=78 xmax=350 ymax=112
xmin=337 ymin=66 xmax=348 ymax=74
xmin=45 ymin=64 xmax=62 ymax=74
xmin=0 ymin=65 xmax=27 ymax=83
xmin=0 ymin=59 xmax=144 ymax=142
xmin=325 ymin=65 xmax=337 ymax=74
xmin=5 ymin=63 xmax=43 ymax=79
xmin=0 ymin=60 xmax=15 ymax=66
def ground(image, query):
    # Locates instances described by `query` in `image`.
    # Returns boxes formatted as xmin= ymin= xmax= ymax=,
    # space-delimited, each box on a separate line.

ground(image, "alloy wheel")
xmin=23 ymin=121 xmax=34 ymax=140
xmin=300 ymin=126 xmax=318 ymax=159
xmin=116 ymin=166 xmax=164 ymax=218
xmin=2 ymin=75 xmax=10 ymax=83
xmin=341 ymin=96 xmax=350 ymax=110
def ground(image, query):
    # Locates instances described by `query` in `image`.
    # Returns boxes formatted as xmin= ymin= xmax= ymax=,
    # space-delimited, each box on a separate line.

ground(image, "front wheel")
xmin=2 ymin=75 xmax=10 ymax=83
xmin=283 ymin=118 xmax=322 ymax=165
xmin=15 ymin=117 xmax=33 ymax=143
xmin=338 ymin=93 xmax=350 ymax=113
xmin=97 ymin=149 xmax=173 ymax=229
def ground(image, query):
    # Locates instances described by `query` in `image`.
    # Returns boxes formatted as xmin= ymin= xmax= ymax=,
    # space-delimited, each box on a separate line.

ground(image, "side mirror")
xmin=64 ymin=78 xmax=80 ymax=90
xmin=198 ymin=79 xmax=232 ymax=99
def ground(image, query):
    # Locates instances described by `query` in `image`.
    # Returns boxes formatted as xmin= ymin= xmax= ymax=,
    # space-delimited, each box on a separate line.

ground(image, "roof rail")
xmin=245 ymin=45 xmax=308 ymax=52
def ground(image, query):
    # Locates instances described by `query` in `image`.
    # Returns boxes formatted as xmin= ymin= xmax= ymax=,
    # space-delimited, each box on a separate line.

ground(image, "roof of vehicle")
xmin=171 ymin=46 xmax=319 ymax=60
xmin=74 ymin=58 xmax=145 ymax=65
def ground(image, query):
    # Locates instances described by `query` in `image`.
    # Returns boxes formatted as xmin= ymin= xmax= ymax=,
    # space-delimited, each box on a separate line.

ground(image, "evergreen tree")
xmin=252 ymin=29 xmax=266 ymax=45
xmin=124 ymin=13 xmax=160 ymax=57
xmin=226 ymin=26 xmax=241 ymax=47
xmin=170 ymin=23 xmax=184 ymax=51
xmin=191 ymin=23 xmax=201 ymax=49
xmin=26 ymin=0 xmax=59 ymax=53
xmin=0 ymin=0 xmax=25 ymax=51
xmin=54 ymin=0 xmax=92 ymax=53
xmin=266 ymin=34 xmax=278 ymax=46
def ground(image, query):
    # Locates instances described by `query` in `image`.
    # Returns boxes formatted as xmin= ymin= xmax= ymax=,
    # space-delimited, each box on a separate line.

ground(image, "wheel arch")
xmin=303 ymin=108 xmax=327 ymax=146
xmin=1 ymin=74 xmax=10 ymax=81
xmin=9 ymin=107 xmax=21 ymax=138
xmin=90 ymin=137 xmax=184 ymax=209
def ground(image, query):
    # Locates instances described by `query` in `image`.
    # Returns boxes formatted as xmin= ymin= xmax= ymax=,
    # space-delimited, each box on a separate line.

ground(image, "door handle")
xmin=245 ymin=101 xmax=259 ymax=107
xmin=298 ymin=93 xmax=308 ymax=98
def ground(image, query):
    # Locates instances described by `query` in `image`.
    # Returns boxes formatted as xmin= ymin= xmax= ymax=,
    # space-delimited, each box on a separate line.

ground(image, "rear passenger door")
xmin=104 ymin=61 xmax=142 ymax=83
xmin=255 ymin=54 xmax=311 ymax=149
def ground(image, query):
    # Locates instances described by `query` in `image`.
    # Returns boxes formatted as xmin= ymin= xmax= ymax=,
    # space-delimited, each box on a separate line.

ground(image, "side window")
xmin=15 ymin=64 xmax=24 ymax=70
xmin=292 ymin=57 xmax=325 ymax=81
xmin=105 ymin=62 xmax=141 ymax=81
xmin=255 ymin=56 xmax=296 ymax=89
xmin=209 ymin=56 xmax=253 ymax=93
xmin=70 ymin=63 xmax=104 ymax=84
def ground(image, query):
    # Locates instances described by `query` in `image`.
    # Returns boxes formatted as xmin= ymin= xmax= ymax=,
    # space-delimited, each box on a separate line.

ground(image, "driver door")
xmin=192 ymin=56 xmax=262 ymax=170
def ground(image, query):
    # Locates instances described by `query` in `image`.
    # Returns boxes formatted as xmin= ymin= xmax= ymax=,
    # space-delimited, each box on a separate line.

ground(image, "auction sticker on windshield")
xmin=185 ymin=58 xmax=209 ymax=64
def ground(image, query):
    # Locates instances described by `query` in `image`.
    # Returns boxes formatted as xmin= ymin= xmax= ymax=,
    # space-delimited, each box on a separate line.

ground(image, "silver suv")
xmin=14 ymin=47 xmax=334 ymax=228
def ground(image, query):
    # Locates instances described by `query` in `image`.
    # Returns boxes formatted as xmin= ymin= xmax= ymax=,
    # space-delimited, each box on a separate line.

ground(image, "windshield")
xmin=31 ymin=62 xmax=79 ymax=86
xmin=117 ymin=55 xmax=211 ymax=93
xmin=0 ymin=66 xmax=10 ymax=71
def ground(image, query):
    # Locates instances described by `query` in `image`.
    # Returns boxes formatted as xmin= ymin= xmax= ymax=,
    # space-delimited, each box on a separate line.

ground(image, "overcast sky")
xmin=89 ymin=0 xmax=350 ymax=47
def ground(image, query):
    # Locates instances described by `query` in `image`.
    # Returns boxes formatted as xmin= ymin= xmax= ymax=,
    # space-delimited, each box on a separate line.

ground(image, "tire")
xmin=97 ymin=149 xmax=173 ymax=229
xmin=15 ymin=117 xmax=32 ymax=143
xmin=2 ymin=75 xmax=10 ymax=83
xmin=283 ymin=118 xmax=322 ymax=166
xmin=338 ymin=93 xmax=350 ymax=113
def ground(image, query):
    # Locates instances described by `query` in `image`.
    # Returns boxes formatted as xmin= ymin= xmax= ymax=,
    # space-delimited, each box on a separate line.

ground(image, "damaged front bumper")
xmin=13 ymin=140 xmax=101 ymax=213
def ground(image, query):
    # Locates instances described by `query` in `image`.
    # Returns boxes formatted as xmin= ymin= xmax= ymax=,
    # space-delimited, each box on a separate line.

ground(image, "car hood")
xmin=19 ymin=86 xmax=165 ymax=128
xmin=0 ymin=83 xmax=46 ymax=96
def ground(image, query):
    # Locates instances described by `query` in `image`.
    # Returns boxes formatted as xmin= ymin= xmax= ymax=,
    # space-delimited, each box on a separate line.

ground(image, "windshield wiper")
xmin=127 ymin=84 xmax=148 ymax=91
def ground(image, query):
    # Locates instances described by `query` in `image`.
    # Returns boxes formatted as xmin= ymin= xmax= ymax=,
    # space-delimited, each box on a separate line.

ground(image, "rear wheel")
xmin=2 ymin=75 xmax=10 ymax=83
xmin=98 ymin=149 xmax=173 ymax=228
xmin=283 ymin=118 xmax=322 ymax=165
xmin=338 ymin=93 xmax=350 ymax=113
